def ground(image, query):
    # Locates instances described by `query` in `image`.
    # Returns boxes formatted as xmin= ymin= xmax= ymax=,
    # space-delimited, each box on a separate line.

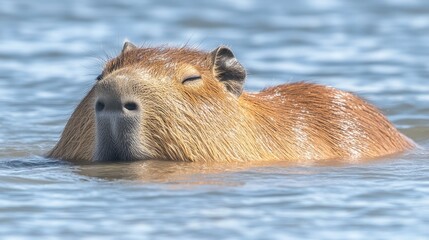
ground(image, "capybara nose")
xmin=93 ymin=94 xmax=142 ymax=162
xmin=95 ymin=99 xmax=139 ymax=113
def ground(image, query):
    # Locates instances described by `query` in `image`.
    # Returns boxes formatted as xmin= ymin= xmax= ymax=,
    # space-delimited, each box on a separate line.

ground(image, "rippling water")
xmin=1 ymin=0 xmax=429 ymax=239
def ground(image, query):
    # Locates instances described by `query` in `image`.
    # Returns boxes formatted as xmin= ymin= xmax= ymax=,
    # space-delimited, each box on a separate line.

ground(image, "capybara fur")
xmin=47 ymin=42 xmax=415 ymax=163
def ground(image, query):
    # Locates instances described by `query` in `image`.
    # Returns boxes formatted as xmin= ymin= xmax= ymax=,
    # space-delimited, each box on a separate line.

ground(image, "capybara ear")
xmin=211 ymin=46 xmax=246 ymax=97
xmin=121 ymin=41 xmax=137 ymax=54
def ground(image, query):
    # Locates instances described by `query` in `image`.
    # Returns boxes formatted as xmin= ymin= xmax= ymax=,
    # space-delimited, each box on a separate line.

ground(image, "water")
xmin=1 ymin=0 xmax=429 ymax=239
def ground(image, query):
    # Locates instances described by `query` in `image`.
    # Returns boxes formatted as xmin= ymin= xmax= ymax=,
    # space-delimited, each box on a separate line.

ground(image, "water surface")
xmin=1 ymin=0 xmax=429 ymax=239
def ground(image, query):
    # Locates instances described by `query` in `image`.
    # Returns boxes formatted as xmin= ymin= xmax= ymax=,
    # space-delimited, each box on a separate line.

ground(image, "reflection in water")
xmin=74 ymin=150 xmax=420 ymax=183
xmin=75 ymin=159 xmax=286 ymax=183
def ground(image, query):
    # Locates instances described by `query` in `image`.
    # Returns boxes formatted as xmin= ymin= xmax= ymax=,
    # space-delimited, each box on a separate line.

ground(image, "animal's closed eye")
xmin=182 ymin=75 xmax=202 ymax=84
xmin=96 ymin=74 xmax=103 ymax=81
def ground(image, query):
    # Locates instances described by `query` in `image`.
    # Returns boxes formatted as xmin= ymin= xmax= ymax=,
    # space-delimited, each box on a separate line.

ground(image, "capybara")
xmin=47 ymin=42 xmax=415 ymax=163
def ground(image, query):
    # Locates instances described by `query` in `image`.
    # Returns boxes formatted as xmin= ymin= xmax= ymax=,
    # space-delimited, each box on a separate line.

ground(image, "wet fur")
xmin=48 ymin=45 xmax=414 ymax=163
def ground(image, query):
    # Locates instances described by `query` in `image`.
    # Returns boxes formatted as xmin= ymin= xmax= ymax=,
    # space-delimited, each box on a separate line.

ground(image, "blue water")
xmin=1 ymin=0 xmax=429 ymax=239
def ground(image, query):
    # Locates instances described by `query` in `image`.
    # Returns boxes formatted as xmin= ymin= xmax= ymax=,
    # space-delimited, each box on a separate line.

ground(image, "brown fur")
xmin=48 ymin=44 xmax=415 ymax=163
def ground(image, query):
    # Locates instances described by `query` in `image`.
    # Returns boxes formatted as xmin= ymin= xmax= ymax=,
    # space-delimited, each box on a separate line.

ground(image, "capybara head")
xmin=93 ymin=42 xmax=247 ymax=162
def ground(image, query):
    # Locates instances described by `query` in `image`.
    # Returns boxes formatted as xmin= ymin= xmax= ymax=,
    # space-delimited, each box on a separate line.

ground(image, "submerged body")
xmin=48 ymin=43 xmax=414 ymax=163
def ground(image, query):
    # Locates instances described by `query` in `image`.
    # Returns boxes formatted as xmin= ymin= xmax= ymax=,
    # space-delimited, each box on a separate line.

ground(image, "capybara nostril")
xmin=95 ymin=101 xmax=105 ymax=112
xmin=124 ymin=102 xmax=138 ymax=111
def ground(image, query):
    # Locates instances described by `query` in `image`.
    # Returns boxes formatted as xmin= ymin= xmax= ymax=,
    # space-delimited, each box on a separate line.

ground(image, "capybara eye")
xmin=96 ymin=74 xmax=103 ymax=81
xmin=182 ymin=75 xmax=201 ymax=84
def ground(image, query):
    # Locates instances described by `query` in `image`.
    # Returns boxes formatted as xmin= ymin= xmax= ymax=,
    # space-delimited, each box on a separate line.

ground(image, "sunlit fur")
xmin=48 ymin=45 xmax=415 ymax=163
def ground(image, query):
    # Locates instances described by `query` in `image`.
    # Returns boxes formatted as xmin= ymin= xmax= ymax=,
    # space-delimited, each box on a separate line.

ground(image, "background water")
xmin=1 ymin=0 xmax=429 ymax=239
